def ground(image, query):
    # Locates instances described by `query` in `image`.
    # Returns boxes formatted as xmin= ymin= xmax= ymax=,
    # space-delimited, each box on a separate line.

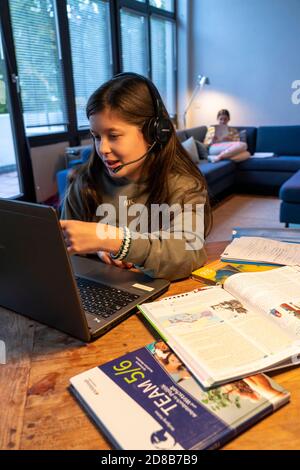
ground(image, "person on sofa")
xmin=204 ymin=109 xmax=250 ymax=163
xmin=59 ymin=73 xmax=212 ymax=281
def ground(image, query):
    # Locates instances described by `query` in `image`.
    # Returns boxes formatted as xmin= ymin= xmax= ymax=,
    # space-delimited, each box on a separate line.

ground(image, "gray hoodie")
xmin=61 ymin=170 xmax=207 ymax=281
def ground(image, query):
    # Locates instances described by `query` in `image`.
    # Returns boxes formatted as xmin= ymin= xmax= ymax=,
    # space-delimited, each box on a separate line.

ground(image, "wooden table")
xmin=1 ymin=241 xmax=299 ymax=450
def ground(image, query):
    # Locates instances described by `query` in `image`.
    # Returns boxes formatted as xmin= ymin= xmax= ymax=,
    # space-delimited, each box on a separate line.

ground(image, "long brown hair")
xmin=65 ymin=75 xmax=212 ymax=236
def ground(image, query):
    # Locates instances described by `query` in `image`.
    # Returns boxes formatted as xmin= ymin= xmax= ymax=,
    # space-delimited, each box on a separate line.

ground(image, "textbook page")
xmin=139 ymin=287 xmax=298 ymax=387
xmin=224 ymin=265 xmax=300 ymax=338
xmin=221 ymin=237 xmax=300 ymax=265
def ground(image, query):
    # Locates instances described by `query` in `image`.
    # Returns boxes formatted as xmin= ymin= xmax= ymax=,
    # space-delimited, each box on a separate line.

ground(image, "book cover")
xmin=232 ymin=227 xmax=300 ymax=244
xmin=70 ymin=342 xmax=290 ymax=450
xmin=192 ymin=259 xmax=276 ymax=286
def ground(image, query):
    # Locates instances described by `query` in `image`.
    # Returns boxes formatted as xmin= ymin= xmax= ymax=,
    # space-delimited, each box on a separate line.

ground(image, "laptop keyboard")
xmin=75 ymin=277 xmax=140 ymax=319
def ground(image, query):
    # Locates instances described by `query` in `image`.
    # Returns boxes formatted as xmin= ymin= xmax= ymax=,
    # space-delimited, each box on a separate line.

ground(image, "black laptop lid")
xmin=0 ymin=199 xmax=90 ymax=341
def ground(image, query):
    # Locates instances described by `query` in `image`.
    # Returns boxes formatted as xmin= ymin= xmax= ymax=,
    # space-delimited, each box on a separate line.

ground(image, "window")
xmin=150 ymin=16 xmax=176 ymax=115
xmin=7 ymin=0 xmax=177 ymax=143
xmin=120 ymin=9 xmax=149 ymax=76
xmin=150 ymin=0 xmax=174 ymax=13
xmin=119 ymin=0 xmax=177 ymax=117
xmin=9 ymin=0 xmax=67 ymax=136
xmin=67 ymin=0 xmax=113 ymax=128
xmin=0 ymin=34 xmax=21 ymax=198
xmin=0 ymin=3 xmax=35 ymax=202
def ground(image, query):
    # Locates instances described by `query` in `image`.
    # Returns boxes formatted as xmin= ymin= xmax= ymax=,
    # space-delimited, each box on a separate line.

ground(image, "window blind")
xmin=151 ymin=16 xmax=175 ymax=115
xmin=67 ymin=0 xmax=113 ymax=128
xmin=9 ymin=0 xmax=67 ymax=135
xmin=120 ymin=8 xmax=148 ymax=76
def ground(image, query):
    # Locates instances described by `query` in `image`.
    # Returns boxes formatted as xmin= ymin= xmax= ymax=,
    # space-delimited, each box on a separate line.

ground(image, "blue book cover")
xmin=70 ymin=342 xmax=290 ymax=450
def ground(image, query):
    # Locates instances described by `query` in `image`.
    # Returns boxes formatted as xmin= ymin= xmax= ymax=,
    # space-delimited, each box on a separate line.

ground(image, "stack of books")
xmin=70 ymin=341 xmax=290 ymax=450
xmin=69 ymin=229 xmax=300 ymax=450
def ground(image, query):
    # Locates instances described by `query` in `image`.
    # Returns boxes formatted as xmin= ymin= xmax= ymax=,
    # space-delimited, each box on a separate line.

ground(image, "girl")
xmin=204 ymin=109 xmax=250 ymax=163
xmin=60 ymin=73 xmax=211 ymax=281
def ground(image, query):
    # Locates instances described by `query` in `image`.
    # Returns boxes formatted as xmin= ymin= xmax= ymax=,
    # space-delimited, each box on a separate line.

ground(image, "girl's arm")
xmin=60 ymin=197 xmax=132 ymax=268
xmin=60 ymin=178 xmax=208 ymax=280
xmin=122 ymin=179 xmax=208 ymax=281
xmin=60 ymin=220 xmax=123 ymax=255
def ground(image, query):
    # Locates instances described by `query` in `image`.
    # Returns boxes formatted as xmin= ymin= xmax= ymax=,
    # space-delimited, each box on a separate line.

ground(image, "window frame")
xmin=0 ymin=0 xmax=36 ymax=201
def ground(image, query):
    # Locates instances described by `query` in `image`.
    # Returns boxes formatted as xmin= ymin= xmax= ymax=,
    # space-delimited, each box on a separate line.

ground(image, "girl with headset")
xmin=60 ymin=74 xmax=212 ymax=281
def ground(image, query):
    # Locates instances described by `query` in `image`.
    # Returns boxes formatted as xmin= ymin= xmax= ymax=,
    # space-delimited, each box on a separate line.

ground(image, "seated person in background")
xmin=204 ymin=109 xmax=250 ymax=163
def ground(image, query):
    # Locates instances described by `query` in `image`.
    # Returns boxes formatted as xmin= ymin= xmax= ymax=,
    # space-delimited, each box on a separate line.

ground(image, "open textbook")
xmin=138 ymin=266 xmax=300 ymax=388
xmin=221 ymin=236 xmax=300 ymax=266
xmin=70 ymin=342 xmax=289 ymax=450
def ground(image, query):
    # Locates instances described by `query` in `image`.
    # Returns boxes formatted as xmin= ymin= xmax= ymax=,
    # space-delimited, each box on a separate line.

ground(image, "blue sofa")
xmin=57 ymin=146 xmax=92 ymax=205
xmin=57 ymin=125 xmax=300 ymax=224
xmin=176 ymin=125 xmax=257 ymax=201
xmin=177 ymin=125 xmax=300 ymax=224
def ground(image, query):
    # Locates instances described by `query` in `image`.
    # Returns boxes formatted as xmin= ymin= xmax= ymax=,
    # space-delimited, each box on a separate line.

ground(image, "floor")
xmin=206 ymin=194 xmax=287 ymax=242
xmin=0 ymin=171 xmax=20 ymax=198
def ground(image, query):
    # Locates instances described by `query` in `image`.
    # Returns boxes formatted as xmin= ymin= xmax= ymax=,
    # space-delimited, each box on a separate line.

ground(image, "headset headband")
xmin=111 ymin=72 xmax=173 ymax=146
xmin=113 ymin=72 xmax=163 ymax=119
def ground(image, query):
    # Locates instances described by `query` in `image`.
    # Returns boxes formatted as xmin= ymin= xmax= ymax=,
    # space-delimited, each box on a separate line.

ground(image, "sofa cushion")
xmin=181 ymin=136 xmax=200 ymax=163
xmin=185 ymin=126 xmax=208 ymax=143
xmin=198 ymin=160 xmax=236 ymax=184
xmin=256 ymin=126 xmax=300 ymax=156
xmin=279 ymin=170 xmax=300 ymax=203
xmin=237 ymin=156 xmax=300 ymax=172
xmin=195 ymin=140 xmax=208 ymax=159
xmin=176 ymin=130 xmax=187 ymax=142
xmin=235 ymin=127 xmax=257 ymax=155
xmin=235 ymin=170 xmax=293 ymax=189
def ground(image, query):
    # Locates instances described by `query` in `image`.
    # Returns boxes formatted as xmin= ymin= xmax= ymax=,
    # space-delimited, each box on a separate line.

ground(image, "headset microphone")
xmin=112 ymin=142 xmax=156 ymax=174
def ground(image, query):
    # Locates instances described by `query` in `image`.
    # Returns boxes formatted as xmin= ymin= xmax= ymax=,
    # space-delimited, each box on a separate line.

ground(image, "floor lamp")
xmin=183 ymin=75 xmax=210 ymax=129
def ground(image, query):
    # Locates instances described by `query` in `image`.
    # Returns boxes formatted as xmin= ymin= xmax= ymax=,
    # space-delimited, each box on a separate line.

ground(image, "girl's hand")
xmin=60 ymin=220 xmax=104 ymax=255
xmin=97 ymin=251 xmax=133 ymax=269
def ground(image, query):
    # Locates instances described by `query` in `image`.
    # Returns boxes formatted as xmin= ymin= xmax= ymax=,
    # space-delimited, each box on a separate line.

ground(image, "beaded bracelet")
xmin=110 ymin=226 xmax=131 ymax=261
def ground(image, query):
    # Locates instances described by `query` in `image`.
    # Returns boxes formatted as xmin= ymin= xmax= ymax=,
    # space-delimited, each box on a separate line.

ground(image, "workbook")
xmin=192 ymin=259 xmax=276 ymax=285
xmin=138 ymin=266 xmax=300 ymax=388
xmin=221 ymin=236 xmax=300 ymax=266
xmin=70 ymin=342 xmax=290 ymax=450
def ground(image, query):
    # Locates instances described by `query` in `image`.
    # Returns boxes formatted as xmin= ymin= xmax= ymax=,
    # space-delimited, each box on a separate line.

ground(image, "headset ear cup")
xmin=155 ymin=118 xmax=173 ymax=144
xmin=143 ymin=117 xmax=156 ymax=144
xmin=144 ymin=117 xmax=173 ymax=145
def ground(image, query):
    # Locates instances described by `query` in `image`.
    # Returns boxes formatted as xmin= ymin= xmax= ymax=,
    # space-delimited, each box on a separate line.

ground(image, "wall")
xmin=31 ymin=142 xmax=67 ymax=202
xmin=30 ymin=137 xmax=93 ymax=202
xmin=181 ymin=0 xmax=300 ymax=128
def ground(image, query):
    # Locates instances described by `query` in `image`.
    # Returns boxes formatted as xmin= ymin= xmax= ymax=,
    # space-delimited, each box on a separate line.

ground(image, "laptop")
xmin=0 ymin=199 xmax=170 ymax=342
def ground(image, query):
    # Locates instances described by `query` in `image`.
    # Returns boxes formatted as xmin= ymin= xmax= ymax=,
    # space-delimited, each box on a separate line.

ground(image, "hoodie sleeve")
xmin=124 ymin=177 xmax=208 ymax=281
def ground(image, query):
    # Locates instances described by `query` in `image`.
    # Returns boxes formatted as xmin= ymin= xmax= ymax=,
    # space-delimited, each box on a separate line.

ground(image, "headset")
xmin=109 ymin=72 xmax=174 ymax=173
